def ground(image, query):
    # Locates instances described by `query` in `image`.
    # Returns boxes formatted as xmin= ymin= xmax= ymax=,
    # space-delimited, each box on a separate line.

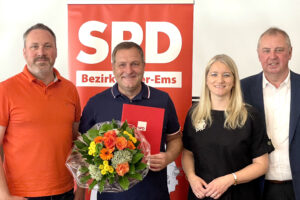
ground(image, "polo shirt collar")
xmin=111 ymin=82 xmax=150 ymax=100
xmin=22 ymin=65 xmax=62 ymax=83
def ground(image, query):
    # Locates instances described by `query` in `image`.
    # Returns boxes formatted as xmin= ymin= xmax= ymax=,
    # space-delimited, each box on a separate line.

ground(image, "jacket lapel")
xmin=255 ymin=73 xmax=266 ymax=120
xmin=289 ymin=71 xmax=300 ymax=144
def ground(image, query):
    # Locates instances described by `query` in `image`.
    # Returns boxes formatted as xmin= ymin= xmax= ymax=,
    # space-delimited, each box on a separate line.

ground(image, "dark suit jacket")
xmin=241 ymin=71 xmax=300 ymax=200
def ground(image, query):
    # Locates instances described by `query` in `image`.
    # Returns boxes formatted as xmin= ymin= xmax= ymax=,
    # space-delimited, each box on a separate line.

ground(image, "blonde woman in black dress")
xmin=182 ymin=54 xmax=273 ymax=200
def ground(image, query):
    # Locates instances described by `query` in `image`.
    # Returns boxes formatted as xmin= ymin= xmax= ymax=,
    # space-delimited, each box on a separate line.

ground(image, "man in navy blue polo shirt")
xmin=79 ymin=41 xmax=182 ymax=200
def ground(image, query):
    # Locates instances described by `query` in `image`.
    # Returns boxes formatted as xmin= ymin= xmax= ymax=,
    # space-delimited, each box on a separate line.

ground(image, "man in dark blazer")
xmin=241 ymin=27 xmax=300 ymax=200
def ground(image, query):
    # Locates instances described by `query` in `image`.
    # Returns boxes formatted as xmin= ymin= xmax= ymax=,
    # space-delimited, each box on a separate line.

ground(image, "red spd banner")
xmin=68 ymin=3 xmax=193 ymax=200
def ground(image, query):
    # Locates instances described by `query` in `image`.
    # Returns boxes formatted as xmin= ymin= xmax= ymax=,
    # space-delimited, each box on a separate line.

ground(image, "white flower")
xmin=115 ymin=129 xmax=120 ymax=135
xmin=195 ymin=120 xmax=206 ymax=132
xmin=111 ymin=150 xmax=132 ymax=168
xmin=88 ymin=164 xmax=102 ymax=181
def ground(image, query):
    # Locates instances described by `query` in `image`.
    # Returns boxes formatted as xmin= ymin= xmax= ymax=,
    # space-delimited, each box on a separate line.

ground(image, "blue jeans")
xmin=26 ymin=189 xmax=74 ymax=200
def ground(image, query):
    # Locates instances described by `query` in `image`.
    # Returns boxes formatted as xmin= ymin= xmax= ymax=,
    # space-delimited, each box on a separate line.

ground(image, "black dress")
xmin=182 ymin=106 xmax=274 ymax=200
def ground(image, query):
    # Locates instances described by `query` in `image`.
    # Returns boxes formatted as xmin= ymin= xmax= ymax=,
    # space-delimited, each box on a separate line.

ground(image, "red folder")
xmin=121 ymin=104 xmax=165 ymax=154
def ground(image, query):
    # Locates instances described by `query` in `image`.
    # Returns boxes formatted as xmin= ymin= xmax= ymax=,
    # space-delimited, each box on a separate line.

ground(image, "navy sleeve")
xmin=79 ymin=99 xmax=96 ymax=134
xmin=165 ymin=95 xmax=180 ymax=134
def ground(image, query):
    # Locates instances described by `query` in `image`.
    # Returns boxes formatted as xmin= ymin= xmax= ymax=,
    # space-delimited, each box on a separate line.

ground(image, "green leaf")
xmin=129 ymin=164 xmax=135 ymax=174
xmin=81 ymin=146 xmax=89 ymax=151
xmin=78 ymin=147 xmax=89 ymax=154
xmin=112 ymin=119 xmax=119 ymax=129
xmin=79 ymin=166 xmax=89 ymax=174
xmin=120 ymin=121 xmax=128 ymax=130
xmin=84 ymin=158 xmax=94 ymax=165
xmin=109 ymin=176 xmax=115 ymax=184
xmin=82 ymin=134 xmax=91 ymax=145
xmin=89 ymin=179 xmax=98 ymax=190
xmin=99 ymin=179 xmax=105 ymax=192
xmin=74 ymin=141 xmax=87 ymax=149
xmin=78 ymin=150 xmax=86 ymax=155
xmin=125 ymin=127 xmax=134 ymax=135
xmin=94 ymin=159 xmax=103 ymax=167
xmin=98 ymin=130 xmax=106 ymax=135
xmin=118 ymin=176 xmax=129 ymax=190
xmin=135 ymin=140 xmax=141 ymax=147
xmin=128 ymin=149 xmax=137 ymax=154
xmin=80 ymin=175 xmax=91 ymax=184
xmin=132 ymin=152 xmax=144 ymax=164
xmin=87 ymin=129 xmax=99 ymax=139
xmin=100 ymin=123 xmax=113 ymax=132
xmin=128 ymin=173 xmax=142 ymax=181
xmin=82 ymin=154 xmax=93 ymax=160
xmin=123 ymin=134 xmax=130 ymax=140
xmin=96 ymin=143 xmax=103 ymax=151
xmin=135 ymin=162 xmax=147 ymax=171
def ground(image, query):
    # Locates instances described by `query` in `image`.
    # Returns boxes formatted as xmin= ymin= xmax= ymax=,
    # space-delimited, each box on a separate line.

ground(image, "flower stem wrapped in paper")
xmin=66 ymin=120 xmax=150 ymax=192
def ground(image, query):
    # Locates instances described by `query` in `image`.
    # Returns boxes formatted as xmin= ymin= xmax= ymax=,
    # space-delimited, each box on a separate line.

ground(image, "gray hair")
xmin=23 ymin=23 xmax=56 ymax=47
xmin=257 ymin=27 xmax=291 ymax=49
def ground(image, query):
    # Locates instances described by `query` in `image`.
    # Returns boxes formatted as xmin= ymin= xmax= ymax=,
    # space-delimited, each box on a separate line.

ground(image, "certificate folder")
xmin=121 ymin=104 xmax=165 ymax=154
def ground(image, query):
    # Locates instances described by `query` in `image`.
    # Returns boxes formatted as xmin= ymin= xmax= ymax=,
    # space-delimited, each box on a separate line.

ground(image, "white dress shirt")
xmin=263 ymin=71 xmax=292 ymax=181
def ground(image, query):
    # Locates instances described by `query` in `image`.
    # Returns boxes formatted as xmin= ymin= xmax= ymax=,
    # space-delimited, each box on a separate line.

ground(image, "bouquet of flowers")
xmin=66 ymin=120 xmax=150 ymax=192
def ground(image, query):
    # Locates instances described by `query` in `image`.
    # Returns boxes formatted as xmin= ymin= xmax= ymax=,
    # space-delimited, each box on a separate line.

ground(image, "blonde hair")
xmin=191 ymin=54 xmax=247 ymax=129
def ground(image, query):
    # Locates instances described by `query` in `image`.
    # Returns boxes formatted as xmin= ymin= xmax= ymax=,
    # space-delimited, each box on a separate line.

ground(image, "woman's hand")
xmin=187 ymin=174 xmax=208 ymax=199
xmin=205 ymin=174 xmax=234 ymax=199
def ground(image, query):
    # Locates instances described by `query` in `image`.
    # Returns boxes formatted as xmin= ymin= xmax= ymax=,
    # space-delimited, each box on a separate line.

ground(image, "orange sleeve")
xmin=73 ymin=86 xmax=81 ymax=122
xmin=0 ymin=83 xmax=9 ymax=127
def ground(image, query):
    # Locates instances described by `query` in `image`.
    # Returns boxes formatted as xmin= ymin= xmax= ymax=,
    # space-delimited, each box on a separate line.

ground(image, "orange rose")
xmin=103 ymin=134 xmax=116 ymax=149
xmin=94 ymin=136 xmax=103 ymax=144
xmin=100 ymin=148 xmax=113 ymax=160
xmin=104 ymin=130 xmax=117 ymax=138
xmin=116 ymin=162 xmax=129 ymax=176
xmin=116 ymin=137 xmax=127 ymax=150
xmin=127 ymin=140 xmax=136 ymax=150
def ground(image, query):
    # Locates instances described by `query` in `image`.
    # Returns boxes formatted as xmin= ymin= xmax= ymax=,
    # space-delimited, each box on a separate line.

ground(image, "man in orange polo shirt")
xmin=0 ymin=23 xmax=84 ymax=200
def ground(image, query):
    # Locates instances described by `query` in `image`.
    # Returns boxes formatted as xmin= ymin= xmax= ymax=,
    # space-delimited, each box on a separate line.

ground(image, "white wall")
xmin=193 ymin=0 xmax=300 ymax=96
xmin=0 ymin=0 xmax=69 ymax=80
xmin=1 ymin=0 xmax=300 ymax=97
